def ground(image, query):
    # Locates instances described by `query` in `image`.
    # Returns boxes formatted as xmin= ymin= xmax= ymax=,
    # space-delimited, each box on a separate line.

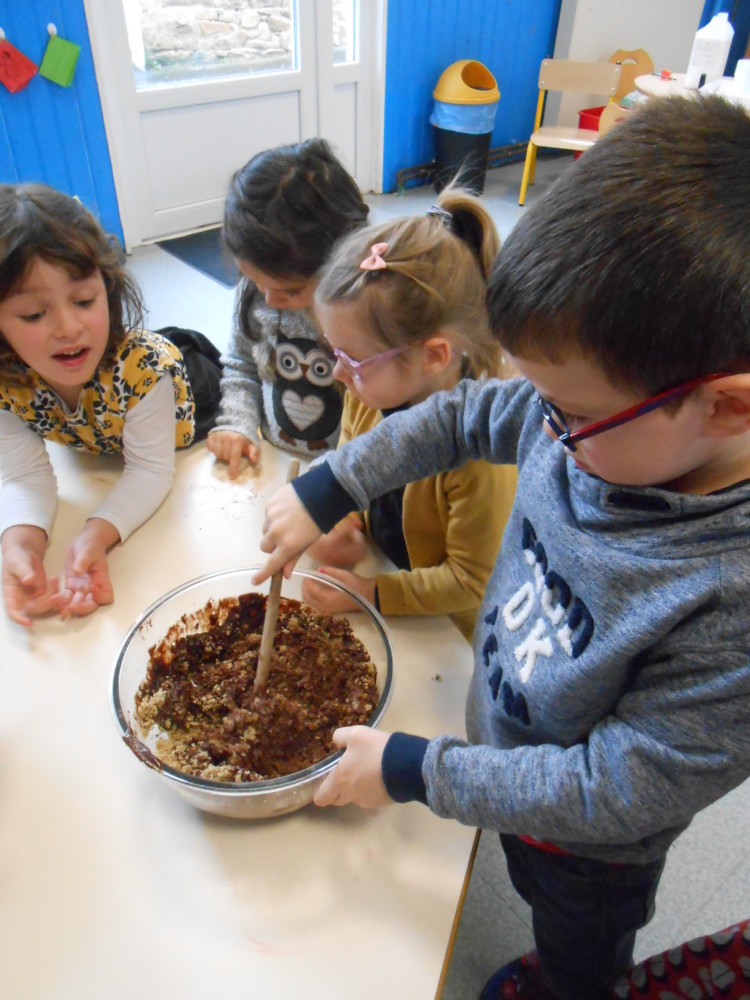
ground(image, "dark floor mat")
xmin=157 ymin=228 xmax=239 ymax=289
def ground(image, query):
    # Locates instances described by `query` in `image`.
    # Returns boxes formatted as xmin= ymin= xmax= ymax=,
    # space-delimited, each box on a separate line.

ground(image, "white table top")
xmin=634 ymin=73 xmax=750 ymax=111
xmin=0 ymin=441 xmax=477 ymax=1000
xmin=634 ymin=71 xmax=693 ymax=97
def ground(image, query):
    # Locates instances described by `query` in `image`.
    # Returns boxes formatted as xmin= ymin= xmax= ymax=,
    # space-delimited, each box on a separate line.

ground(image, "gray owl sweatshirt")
xmin=210 ymin=285 xmax=342 ymax=456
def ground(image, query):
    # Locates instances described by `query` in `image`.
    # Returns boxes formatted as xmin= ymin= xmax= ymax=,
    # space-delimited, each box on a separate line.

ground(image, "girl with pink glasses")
xmin=299 ymin=186 xmax=517 ymax=640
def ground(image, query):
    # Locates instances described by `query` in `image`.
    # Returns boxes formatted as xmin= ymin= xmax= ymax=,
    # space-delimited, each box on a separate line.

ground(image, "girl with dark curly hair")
xmin=0 ymin=183 xmax=202 ymax=626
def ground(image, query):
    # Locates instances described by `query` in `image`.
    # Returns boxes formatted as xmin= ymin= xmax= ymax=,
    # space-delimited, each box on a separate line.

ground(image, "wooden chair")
xmin=597 ymin=101 xmax=632 ymax=135
xmin=518 ymin=59 xmax=621 ymax=206
xmin=609 ymin=48 xmax=654 ymax=102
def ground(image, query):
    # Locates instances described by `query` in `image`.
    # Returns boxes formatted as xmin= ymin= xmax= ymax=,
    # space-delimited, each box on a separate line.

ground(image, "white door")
xmin=82 ymin=0 xmax=383 ymax=251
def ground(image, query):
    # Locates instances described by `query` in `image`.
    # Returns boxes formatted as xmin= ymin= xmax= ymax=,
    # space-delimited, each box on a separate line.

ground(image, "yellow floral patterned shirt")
xmin=0 ymin=329 xmax=195 ymax=454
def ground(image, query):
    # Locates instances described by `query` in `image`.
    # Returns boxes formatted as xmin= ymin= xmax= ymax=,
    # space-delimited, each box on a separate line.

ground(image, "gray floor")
xmin=127 ymin=155 xmax=750 ymax=1000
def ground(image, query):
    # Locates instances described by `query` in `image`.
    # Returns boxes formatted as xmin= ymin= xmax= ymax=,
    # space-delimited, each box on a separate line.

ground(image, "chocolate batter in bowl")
xmin=111 ymin=568 xmax=394 ymax=819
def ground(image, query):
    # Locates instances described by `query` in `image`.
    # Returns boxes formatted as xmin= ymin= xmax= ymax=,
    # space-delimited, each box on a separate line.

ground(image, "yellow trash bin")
xmin=430 ymin=60 xmax=500 ymax=194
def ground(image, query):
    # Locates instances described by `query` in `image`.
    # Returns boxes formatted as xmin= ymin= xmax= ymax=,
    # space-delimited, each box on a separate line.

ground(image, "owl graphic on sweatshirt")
xmin=270 ymin=332 xmax=342 ymax=451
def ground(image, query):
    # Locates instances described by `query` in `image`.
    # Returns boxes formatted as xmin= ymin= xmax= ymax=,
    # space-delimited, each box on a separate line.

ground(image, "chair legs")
xmin=518 ymin=141 xmax=537 ymax=206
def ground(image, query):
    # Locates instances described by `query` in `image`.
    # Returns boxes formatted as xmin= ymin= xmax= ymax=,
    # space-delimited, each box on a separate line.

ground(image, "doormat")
xmin=157 ymin=228 xmax=239 ymax=289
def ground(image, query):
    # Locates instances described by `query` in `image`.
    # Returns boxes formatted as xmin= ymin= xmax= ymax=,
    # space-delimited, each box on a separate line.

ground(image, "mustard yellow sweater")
xmin=340 ymin=392 xmax=517 ymax=642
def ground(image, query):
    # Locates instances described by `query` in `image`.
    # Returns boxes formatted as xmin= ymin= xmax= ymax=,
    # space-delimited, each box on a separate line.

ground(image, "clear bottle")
xmin=684 ymin=13 xmax=735 ymax=89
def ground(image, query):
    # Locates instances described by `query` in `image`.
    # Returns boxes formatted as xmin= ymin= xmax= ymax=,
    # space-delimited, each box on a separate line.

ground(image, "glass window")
xmin=123 ymin=0 xmax=297 ymax=88
xmin=333 ymin=0 xmax=357 ymax=64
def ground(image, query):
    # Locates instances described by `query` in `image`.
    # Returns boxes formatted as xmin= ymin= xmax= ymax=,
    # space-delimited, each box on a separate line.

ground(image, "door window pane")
xmin=124 ymin=0 xmax=297 ymax=88
xmin=333 ymin=0 xmax=357 ymax=64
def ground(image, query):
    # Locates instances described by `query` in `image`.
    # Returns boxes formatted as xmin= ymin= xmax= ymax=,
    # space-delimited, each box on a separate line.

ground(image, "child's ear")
xmin=421 ymin=335 xmax=453 ymax=372
xmin=703 ymin=375 xmax=750 ymax=438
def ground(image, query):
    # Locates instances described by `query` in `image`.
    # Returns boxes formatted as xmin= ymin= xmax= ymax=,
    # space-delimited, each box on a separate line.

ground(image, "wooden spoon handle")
xmin=254 ymin=459 xmax=301 ymax=694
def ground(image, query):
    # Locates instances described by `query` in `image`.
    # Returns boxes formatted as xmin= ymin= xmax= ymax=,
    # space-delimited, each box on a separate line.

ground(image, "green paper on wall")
xmin=39 ymin=35 xmax=80 ymax=87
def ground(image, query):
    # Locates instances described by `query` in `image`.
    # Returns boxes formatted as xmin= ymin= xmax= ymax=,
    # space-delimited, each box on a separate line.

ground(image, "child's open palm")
xmin=59 ymin=555 xmax=113 ymax=617
xmin=59 ymin=520 xmax=117 ymax=617
xmin=1 ymin=528 xmax=62 ymax=627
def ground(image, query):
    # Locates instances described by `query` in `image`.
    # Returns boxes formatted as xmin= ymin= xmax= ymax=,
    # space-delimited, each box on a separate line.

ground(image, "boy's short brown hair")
xmin=488 ymin=96 xmax=750 ymax=395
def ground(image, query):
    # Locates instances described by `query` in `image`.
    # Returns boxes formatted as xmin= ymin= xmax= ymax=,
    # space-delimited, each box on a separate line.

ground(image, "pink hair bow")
xmin=360 ymin=242 xmax=389 ymax=271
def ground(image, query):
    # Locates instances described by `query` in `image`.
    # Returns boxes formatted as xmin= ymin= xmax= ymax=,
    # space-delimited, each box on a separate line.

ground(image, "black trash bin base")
xmin=433 ymin=126 xmax=492 ymax=195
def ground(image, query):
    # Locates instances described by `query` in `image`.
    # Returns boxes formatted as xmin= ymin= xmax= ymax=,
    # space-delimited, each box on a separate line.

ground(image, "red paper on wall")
xmin=0 ymin=40 xmax=38 ymax=94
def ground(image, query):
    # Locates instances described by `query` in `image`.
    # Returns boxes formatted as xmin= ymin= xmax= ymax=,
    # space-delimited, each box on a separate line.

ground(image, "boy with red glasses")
xmin=254 ymin=95 xmax=750 ymax=1000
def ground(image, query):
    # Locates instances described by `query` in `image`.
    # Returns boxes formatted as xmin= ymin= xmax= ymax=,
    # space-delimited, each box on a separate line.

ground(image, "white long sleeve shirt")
xmin=0 ymin=375 xmax=177 ymax=543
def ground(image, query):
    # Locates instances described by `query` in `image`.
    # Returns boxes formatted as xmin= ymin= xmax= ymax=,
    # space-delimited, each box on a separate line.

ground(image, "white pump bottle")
xmin=684 ymin=12 xmax=735 ymax=89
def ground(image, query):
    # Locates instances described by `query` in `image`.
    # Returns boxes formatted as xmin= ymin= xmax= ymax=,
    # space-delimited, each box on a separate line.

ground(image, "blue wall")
xmin=0 ymin=0 xmax=123 ymax=242
xmin=382 ymin=0 xmax=563 ymax=191
xmin=0 ymin=2 xmax=567 ymax=227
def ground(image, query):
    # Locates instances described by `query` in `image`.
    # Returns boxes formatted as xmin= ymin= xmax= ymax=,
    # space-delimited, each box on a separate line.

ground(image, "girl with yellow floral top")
xmin=0 ymin=183 xmax=201 ymax=626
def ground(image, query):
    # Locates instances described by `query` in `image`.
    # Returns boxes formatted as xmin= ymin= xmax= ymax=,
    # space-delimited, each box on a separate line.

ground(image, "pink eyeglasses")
xmin=332 ymin=344 xmax=412 ymax=382
xmin=537 ymin=371 xmax=729 ymax=452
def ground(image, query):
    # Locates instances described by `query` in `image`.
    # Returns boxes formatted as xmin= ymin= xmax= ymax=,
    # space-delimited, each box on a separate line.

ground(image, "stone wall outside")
xmin=134 ymin=1 xmax=350 ymax=79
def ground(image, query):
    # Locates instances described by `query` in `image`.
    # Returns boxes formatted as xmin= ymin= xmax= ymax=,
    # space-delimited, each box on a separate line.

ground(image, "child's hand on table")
xmin=207 ymin=430 xmax=261 ymax=478
xmin=253 ymin=483 xmax=322 ymax=582
xmin=1 ymin=525 xmax=61 ymax=626
xmin=59 ymin=518 xmax=118 ymax=617
xmin=314 ymin=725 xmax=393 ymax=809
xmin=301 ymin=567 xmax=376 ymax=613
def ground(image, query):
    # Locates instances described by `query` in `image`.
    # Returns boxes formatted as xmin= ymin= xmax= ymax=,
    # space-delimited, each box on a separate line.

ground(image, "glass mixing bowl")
xmin=111 ymin=567 xmax=394 ymax=819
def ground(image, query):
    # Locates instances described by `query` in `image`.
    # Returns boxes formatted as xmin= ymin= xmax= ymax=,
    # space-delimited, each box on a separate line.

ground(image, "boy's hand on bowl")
xmin=253 ymin=483 xmax=322 ymax=583
xmin=314 ymin=726 xmax=392 ymax=809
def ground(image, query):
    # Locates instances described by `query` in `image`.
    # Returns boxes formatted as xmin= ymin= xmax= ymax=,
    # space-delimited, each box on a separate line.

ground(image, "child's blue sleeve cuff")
xmin=382 ymin=732 xmax=429 ymax=805
xmin=292 ymin=462 xmax=359 ymax=533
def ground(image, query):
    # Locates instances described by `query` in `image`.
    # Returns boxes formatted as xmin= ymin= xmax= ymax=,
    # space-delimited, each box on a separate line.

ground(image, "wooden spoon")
xmin=254 ymin=459 xmax=300 ymax=695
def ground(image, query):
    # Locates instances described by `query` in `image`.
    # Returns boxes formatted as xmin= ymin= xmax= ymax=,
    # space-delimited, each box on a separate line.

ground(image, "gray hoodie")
xmin=295 ymin=377 xmax=750 ymax=865
xmin=210 ymin=285 xmax=343 ymax=456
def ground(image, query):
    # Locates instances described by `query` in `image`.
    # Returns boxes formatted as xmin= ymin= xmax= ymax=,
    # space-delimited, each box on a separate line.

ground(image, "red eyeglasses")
xmin=537 ymin=372 xmax=729 ymax=452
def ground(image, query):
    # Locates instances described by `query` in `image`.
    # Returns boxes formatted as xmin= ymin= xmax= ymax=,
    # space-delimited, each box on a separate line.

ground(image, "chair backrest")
xmin=598 ymin=101 xmax=632 ymax=135
xmin=609 ymin=48 xmax=654 ymax=100
xmin=537 ymin=58 xmax=621 ymax=97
